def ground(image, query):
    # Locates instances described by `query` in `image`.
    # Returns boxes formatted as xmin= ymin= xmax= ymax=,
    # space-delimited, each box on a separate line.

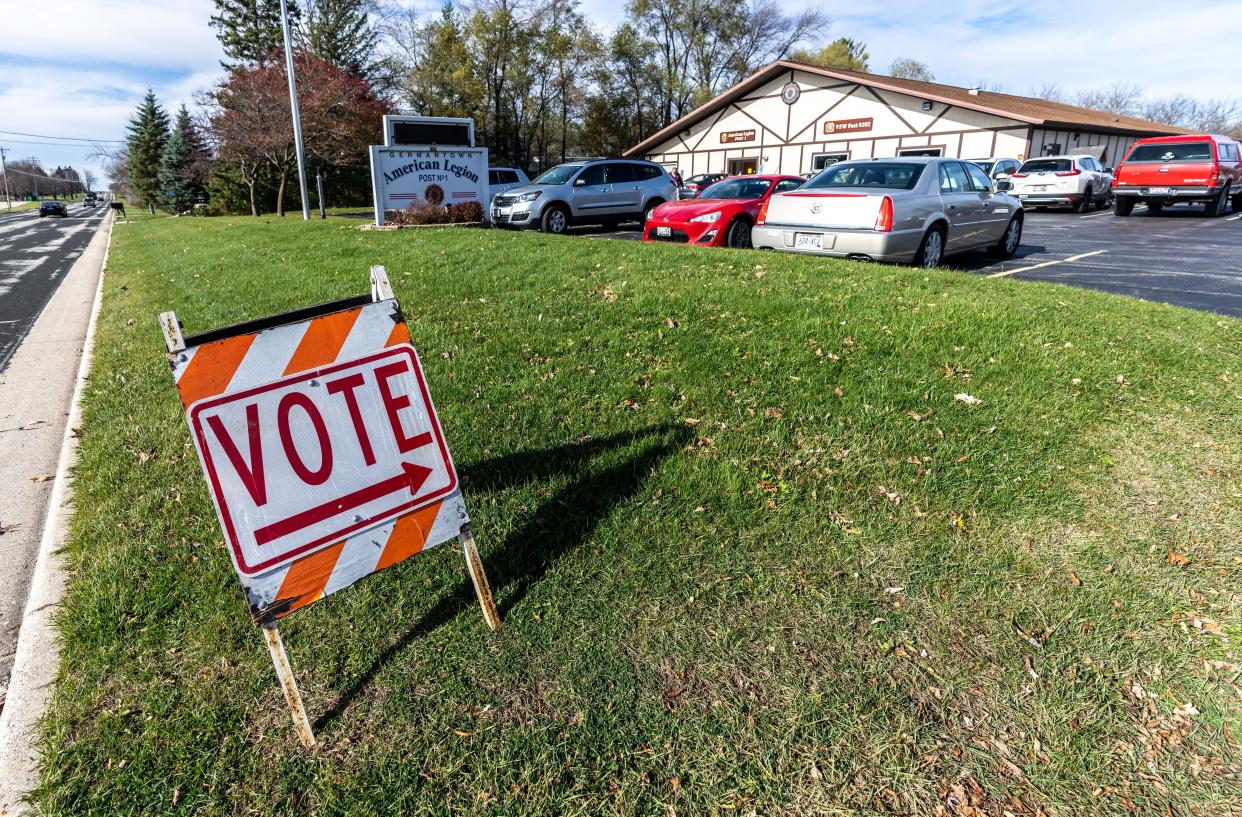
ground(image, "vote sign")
xmin=188 ymin=345 xmax=457 ymax=576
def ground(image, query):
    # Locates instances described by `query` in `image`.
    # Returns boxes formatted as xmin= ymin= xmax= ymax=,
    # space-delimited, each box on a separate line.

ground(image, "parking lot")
xmin=576 ymin=203 xmax=1242 ymax=318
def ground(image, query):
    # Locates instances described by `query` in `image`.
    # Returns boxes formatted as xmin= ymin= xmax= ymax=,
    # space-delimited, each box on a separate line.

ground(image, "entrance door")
xmin=727 ymin=158 xmax=758 ymax=175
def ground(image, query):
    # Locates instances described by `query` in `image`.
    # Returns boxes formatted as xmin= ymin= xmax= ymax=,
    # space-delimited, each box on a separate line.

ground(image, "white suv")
xmin=1005 ymin=155 xmax=1113 ymax=212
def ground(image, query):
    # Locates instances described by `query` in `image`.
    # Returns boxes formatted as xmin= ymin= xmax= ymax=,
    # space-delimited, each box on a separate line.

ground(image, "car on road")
xmin=679 ymin=172 xmax=727 ymax=199
xmin=751 ymin=158 xmax=1024 ymax=268
xmin=39 ymin=200 xmax=68 ymax=217
xmin=1005 ymin=155 xmax=1112 ymax=212
xmin=967 ymin=157 xmax=1022 ymax=182
xmin=490 ymin=159 xmax=677 ymax=234
xmin=487 ymin=167 xmax=529 ymax=199
xmin=644 ymin=174 xmax=805 ymax=249
xmin=1111 ymin=134 xmax=1242 ymax=217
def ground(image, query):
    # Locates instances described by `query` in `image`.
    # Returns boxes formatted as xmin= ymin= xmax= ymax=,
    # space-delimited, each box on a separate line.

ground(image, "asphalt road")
xmin=575 ymin=201 xmax=1242 ymax=318
xmin=0 ymin=204 xmax=109 ymax=371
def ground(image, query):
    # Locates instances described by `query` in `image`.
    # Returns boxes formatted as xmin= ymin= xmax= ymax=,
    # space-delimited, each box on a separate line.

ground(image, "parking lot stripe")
xmin=988 ymin=249 xmax=1107 ymax=278
xmin=1229 ymin=212 xmax=1242 ymax=221
xmin=1080 ymin=210 xmax=1115 ymax=219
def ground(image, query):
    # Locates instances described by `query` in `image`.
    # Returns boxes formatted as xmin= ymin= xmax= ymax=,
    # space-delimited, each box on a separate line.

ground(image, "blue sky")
xmin=3 ymin=0 xmax=1240 ymax=187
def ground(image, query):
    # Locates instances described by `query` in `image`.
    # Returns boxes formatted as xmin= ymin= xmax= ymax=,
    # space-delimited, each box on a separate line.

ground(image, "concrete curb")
xmin=0 ymin=214 xmax=112 ymax=816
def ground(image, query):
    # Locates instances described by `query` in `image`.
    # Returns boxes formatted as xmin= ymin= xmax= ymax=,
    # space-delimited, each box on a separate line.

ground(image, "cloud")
xmin=0 ymin=0 xmax=225 ymax=186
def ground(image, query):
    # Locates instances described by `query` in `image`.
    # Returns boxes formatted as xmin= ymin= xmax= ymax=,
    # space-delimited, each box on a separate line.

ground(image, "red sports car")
xmin=643 ymin=174 xmax=805 ymax=248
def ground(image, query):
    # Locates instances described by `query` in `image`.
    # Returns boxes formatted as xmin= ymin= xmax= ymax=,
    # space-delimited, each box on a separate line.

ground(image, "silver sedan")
xmin=751 ymin=158 xmax=1024 ymax=268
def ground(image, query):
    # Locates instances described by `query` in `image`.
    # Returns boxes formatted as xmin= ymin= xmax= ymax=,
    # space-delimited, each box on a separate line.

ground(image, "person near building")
xmin=670 ymin=167 xmax=683 ymax=187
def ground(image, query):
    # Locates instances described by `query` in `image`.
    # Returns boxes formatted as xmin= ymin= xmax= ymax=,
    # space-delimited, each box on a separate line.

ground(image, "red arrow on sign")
xmin=253 ymin=455 xmax=433 ymax=547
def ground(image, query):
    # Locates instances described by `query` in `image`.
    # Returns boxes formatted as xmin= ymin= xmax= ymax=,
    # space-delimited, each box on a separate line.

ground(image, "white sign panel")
xmin=187 ymin=344 xmax=457 ymax=576
xmin=370 ymin=146 xmax=489 ymax=226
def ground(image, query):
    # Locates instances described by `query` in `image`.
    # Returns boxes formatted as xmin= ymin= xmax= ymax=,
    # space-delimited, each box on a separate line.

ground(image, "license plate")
xmin=1032 ymin=185 xmax=1048 ymax=192
xmin=795 ymin=233 xmax=823 ymax=250
xmin=656 ymin=226 xmax=671 ymax=237
xmin=1147 ymin=187 xmax=1171 ymax=195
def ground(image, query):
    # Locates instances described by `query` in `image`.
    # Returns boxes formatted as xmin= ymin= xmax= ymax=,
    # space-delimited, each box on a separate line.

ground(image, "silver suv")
xmin=490 ymin=159 xmax=677 ymax=234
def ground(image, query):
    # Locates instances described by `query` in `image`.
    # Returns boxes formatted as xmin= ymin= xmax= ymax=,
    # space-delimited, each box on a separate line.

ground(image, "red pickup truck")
xmin=1112 ymin=134 xmax=1242 ymax=217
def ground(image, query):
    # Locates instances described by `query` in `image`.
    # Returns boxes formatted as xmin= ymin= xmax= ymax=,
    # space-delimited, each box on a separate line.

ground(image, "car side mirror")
xmin=1104 ymin=167 xmax=1114 ymax=175
xmin=996 ymin=180 xmax=1013 ymax=192
xmin=574 ymin=178 xmax=587 ymax=186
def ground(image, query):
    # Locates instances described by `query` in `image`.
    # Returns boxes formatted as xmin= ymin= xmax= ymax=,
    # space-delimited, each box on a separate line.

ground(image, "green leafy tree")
xmin=125 ymin=89 xmax=171 ymax=208
xmin=210 ymin=0 xmax=299 ymax=68
xmin=297 ymin=0 xmax=378 ymax=78
xmin=159 ymin=105 xmax=209 ymax=213
xmin=792 ymin=37 xmax=870 ymax=72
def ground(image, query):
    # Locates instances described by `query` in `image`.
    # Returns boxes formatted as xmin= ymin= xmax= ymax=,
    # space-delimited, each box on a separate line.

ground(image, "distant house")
xmin=626 ymin=60 xmax=1187 ymax=175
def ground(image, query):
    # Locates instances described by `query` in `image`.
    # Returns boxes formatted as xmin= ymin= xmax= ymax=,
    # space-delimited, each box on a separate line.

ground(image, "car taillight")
xmin=756 ymin=198 xmax=770 ymax=226
xmin=874 ymin=195 xmax=893 ymax=233
xmin=1054 ymin=168 xmax=1081 ymax=177
xmin=1208 ymin=168 xmax=1220 ymax=186
xmin=1011 ymin=172 xmax=1029 ymax=178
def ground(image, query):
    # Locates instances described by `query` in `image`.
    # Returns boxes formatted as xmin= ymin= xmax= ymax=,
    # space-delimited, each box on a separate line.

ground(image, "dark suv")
xmin=39 ymin=200 xmax=68 ymax=217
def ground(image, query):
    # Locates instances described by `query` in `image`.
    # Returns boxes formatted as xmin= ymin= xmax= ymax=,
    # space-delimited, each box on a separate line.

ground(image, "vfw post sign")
xmin=160 ymin=267 xmax=500 ymax=747
xmin=370 ymin=146 xmax=489 ymax=226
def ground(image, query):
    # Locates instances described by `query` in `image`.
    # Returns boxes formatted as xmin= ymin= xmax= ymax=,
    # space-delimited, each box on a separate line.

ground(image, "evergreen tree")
xmin=210 ymin=0 xmax=299 ymax=69
xmin=125 ymin=90 xmax=171 ymax=208
xmin=159 ymin=105 xmax=209 ymax=213
xmin=297 ymin=0 xmax=377 ymax=78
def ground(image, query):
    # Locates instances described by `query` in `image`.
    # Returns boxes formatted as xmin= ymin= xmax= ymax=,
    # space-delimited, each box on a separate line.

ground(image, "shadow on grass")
xmin=314 ymin=424 xmax=690 ymax=731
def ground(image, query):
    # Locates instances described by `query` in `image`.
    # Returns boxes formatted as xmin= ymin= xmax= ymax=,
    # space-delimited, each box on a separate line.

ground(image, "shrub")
xmin=384 ymin=201 xmax=450 ymax=226
xmin=449 ymin=200 xmax=484 ymax=223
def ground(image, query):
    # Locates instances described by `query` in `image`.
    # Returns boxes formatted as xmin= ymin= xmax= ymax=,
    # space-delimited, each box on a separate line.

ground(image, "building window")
xmin=810 ymin=152 xmax=848 ymax=171
xmin=897 ymin=146 xmax=944 ymax=157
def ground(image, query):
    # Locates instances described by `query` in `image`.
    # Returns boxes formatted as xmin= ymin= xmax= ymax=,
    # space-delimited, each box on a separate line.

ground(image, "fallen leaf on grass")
xmin=1167 ymin=550 xmax=1191 ymax=567
xmin=453 ymin=729 xmax=475 ymax=737
xmin=954 ymin=393 xmax=982 ymax=405
xmin=1068 ymin=570 xmax=1082 ymax=587
xmin=683 ymin=417 xmax=701 ymax=426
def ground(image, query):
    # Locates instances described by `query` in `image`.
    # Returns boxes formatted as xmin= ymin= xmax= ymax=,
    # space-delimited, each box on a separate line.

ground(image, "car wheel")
xmin=540 ymin=205 xmax=569 ymax=234
xmin=725 ymin=218 xmax=752 ymax=249
xmin=912 ymin=225 xmax=945 ymax=268
xmin=1113 ymin=197 xmax=1135 ymax=216
xmin=1075 ymin=187 xmax=1093 ymax=213
xmin=1204 ymin=185 xmax=1228 ymax=218
xmin=1232 ymin=193 xmax=1242 ymax=214
xmin=989 ymin=214 xmax=1023 ymax=259
xmin=643 ymin=199 xmax=664 ymax=224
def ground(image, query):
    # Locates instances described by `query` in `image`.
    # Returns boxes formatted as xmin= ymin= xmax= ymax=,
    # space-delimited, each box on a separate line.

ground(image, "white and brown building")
xmin=625 ymin=61 xmax=1185 ymax=175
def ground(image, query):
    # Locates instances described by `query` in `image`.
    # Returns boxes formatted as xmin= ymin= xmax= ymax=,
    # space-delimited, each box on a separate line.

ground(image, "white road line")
xmin=988 ymin=249 xmax=1108 ymax=278
xmin=1229 ymin=212 xmax=1242 ymax=221
xmin=1080 ymin=210 xmax=1114 ymax=219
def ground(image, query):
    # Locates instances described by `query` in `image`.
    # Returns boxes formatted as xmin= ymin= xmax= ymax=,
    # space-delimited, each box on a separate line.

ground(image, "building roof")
xmin=625 ymin=60 xmax=1190 ymax=156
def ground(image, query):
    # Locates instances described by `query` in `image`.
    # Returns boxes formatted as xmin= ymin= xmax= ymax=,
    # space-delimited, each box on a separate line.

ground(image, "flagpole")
xmin=279 ymin=0 xmax=311 ymax=221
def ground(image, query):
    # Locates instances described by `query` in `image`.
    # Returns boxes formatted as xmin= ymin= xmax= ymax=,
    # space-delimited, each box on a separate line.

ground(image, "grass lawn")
xmin=1 ymin=200 xmax=40 ymax=213
xmin=34 ymin=215 xmax=1242 ymax=815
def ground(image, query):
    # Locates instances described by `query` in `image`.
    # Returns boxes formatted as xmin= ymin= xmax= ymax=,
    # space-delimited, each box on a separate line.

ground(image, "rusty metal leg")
xmin=261 ymin=623 xmax=316 ymax=748
xmin=459 ymin=525 xmax=501 ymax=631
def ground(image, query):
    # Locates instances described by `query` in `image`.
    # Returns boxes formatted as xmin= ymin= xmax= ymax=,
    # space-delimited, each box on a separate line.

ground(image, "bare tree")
xmin=888 ymin=57 xmax=933 ymax=82
xmin=1075 ymin=83 xmax=1143 ymax=116
xmin=82 ymin=168 xmax=98 ymax=193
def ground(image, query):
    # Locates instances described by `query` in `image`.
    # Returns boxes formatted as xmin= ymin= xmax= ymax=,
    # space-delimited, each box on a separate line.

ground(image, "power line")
xmin=0 ymin=138 xmax=119 ymax=148
xmin=0 ymin=129 xmax=125 ymax=144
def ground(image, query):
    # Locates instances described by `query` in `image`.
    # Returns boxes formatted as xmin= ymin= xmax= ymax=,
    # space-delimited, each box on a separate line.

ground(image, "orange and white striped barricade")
xmin=159 ymin=266 xmax=499 ymax=747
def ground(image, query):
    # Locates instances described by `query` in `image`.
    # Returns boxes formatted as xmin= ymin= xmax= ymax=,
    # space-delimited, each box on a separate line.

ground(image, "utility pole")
xmin=0 ymin=147 xmax=10 ymax=209
xmin=279 ymin=0 xmax=311 ymax=221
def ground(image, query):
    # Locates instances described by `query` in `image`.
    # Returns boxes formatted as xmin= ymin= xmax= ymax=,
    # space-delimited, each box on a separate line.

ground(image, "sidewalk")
xmin=0 ymin=214 xmax=110 ymax=815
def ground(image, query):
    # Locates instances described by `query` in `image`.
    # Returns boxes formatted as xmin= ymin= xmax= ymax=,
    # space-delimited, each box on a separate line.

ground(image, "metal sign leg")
xmin=261 ymin=623 xmax=317 ymax=748
xmin=459 ymin=525 xmax=501 ymax=631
